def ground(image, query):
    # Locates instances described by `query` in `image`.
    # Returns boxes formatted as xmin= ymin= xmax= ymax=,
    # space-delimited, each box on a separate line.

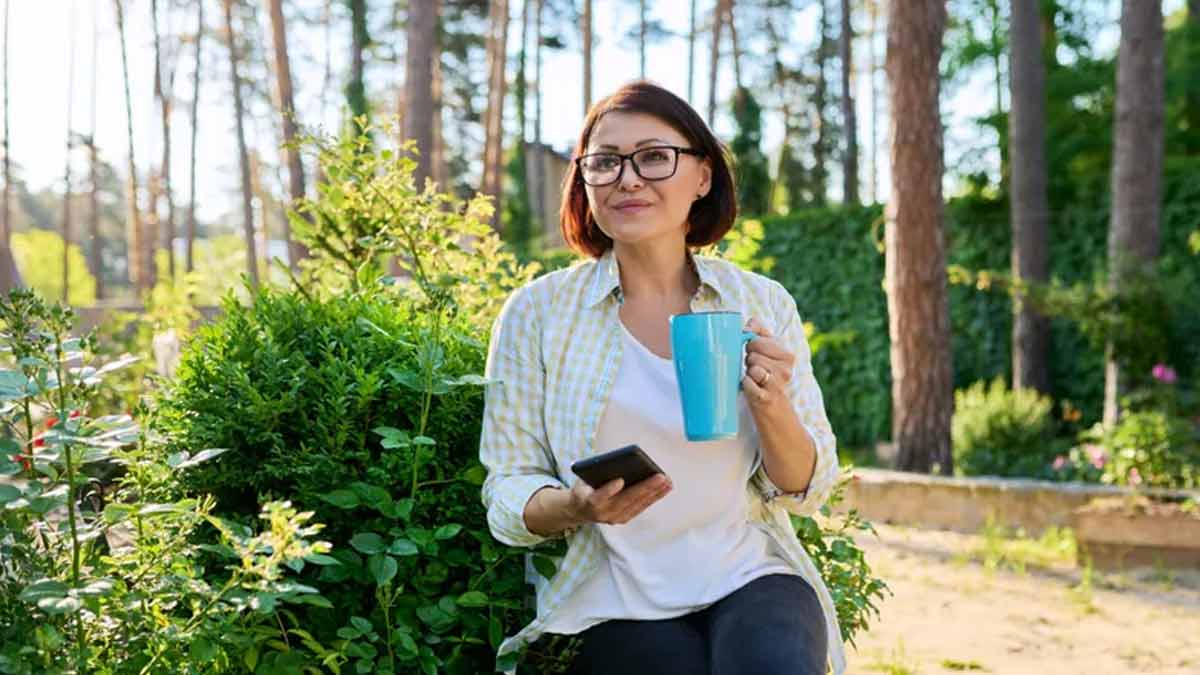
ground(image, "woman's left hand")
xmin=742 ymin=317 xmax=795 ymax=410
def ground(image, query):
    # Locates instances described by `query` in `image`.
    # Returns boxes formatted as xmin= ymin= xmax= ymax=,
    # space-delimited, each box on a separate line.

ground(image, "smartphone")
xmin=570 ymin=444 xmax=666 ymax=490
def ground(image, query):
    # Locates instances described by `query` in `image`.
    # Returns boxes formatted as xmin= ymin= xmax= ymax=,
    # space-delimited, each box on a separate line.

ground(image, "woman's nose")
xmin=617 ymin=157 xmax=644 ymax=191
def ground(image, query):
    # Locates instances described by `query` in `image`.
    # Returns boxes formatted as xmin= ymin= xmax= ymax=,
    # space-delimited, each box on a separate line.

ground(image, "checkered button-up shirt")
xmin=480 ymin=250 xmax=846 ymax=674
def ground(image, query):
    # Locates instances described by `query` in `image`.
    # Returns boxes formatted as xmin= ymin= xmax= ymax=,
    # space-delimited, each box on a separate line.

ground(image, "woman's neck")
xmin=612 ymin=240 xmax=699 ymax=302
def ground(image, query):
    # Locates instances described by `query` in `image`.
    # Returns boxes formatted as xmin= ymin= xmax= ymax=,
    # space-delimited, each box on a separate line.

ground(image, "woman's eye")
xmin=588 ymin=156 xmax=619 ymax=170
xmin=640 ymin=150 xmax=670 ymax=164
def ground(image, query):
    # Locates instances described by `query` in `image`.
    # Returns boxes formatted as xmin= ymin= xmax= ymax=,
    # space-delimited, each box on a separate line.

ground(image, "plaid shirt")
xmin=480 ymin=250 xmax=846 ymax=674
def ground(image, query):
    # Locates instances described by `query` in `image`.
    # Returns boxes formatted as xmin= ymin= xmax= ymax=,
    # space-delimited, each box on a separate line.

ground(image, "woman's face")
xmin=583 ymin=111 xmax=712 ymax=249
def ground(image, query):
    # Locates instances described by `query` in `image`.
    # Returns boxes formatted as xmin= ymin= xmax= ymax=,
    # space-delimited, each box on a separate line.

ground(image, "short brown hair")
xmin=559 ymin=80 xmax=737 ymax=258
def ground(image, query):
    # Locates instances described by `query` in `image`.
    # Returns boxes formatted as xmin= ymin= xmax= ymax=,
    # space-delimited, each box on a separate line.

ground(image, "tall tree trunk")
xmin=266 ymin=0 xmax=309 ymax=268
xmin=990 ymin=0 xmax=1008 ymax=191
xmin=482 ymin=0 xmax=509 ymax=230
xmin=840 ymin=0 xmax=858 ymax=205
xmin=186 ymin=0 xmax=202 ymax=274
xmin=404 ymin=0 xmax=437 ymax=187
xmin=115 ymin=0 xmax=148 ymax=292
xmin=726 ymin=0 xmax=742 ymax=90
xmin=813 ymin=0 xmax=831 ymax=206
xmin=885 ymin=0 xmax=953 ymax=474
xmin=1104 ymin=0 xmax=1164 ymax=425
xmin=0 ymin=0 xmax=15 ymax=294
xmin=707 ymin=0 xmax=726 ymax=125
xmin=62 ymin=3 xmax=77 ymax=302
xmin=1008 ymin=0 xmax=1050 ymax=393
xmin=152 ymin=0 xmax=176 ymax=282
xmin=687 ymin=0 xmax=696 ymax=102
xmin=250 ymin=151 xmax=269 ymax=276
xmin=533 ymin=0 xmax=545 ymax=229
xmin=88 ymin=3 xmax=102 ymax=298
xmin=347 ymin=0 xmax=369 ymax=122
xmin=582 ymin=0 xmax=593 ymax=113
xmin=222 ymin=0 xmax=259 ymax=287
xmin=639 ymin=0 xmax=647 ymax=79
xmin=868 ymin=0 xmax=879 ymax=204
xmin=431 ymin=51 xmax=447 ymax=189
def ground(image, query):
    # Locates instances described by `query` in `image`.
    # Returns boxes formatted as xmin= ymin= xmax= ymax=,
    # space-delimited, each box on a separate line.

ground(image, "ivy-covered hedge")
xmin=722 ymin=195 xmax=1200 ymax=451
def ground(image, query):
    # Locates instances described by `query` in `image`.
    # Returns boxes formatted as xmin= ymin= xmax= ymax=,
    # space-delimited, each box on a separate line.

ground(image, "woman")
xmin=480 ymin=81 xmax=843 ymax=675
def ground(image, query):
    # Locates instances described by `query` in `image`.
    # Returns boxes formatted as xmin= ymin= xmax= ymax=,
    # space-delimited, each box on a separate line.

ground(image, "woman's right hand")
xmin=566 ymin=474 xmax=673 ymax=525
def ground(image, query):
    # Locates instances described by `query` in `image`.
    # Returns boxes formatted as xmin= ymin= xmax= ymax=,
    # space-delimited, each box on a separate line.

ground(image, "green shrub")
xmin=1099 ymin=411 xmax=1200 ymax=489
xmin=0 ymin=290 xmax=331 ymax=674
xmin=951 ymin=378 xmax=1062 ymax=478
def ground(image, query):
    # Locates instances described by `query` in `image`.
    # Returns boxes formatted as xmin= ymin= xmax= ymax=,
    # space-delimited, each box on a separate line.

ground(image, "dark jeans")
xmin=571 ymin=574 xmax=827 ymax=675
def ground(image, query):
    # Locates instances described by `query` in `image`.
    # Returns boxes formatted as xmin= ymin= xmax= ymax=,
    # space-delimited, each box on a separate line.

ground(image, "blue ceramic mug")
xmin=669 ymin=311 xmax=758 ymax=441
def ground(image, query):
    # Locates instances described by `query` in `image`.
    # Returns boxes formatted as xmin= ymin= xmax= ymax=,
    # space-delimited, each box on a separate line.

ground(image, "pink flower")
xmin=1128 ymin=467 xmax=1142 ymax=486
xmin=1151 ymin=364 xmax=1178 ymax=384
xmin=1085 ymin=444 xmax=1107 ymax=470
xmin=1052 ymin=455 xmax=1067 ymax=471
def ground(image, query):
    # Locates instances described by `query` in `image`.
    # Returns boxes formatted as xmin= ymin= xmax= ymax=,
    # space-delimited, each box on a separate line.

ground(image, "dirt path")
xmin=846 ymin=524 xmax=1200 ymax=675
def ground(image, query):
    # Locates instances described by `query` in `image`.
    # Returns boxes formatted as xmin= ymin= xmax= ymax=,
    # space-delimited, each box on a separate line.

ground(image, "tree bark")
xmin=885 ymin=0 xmax=953 ymax=474
xmin=868 ymin=0 xmax=879 ymax=204
xmin=583 ymin=0 xmax=593 ymax=114
xmin=726 ymin=0 xmax=742 ymax=90
xmin=0 ymin=0 xmax=15 ymax=294
xmin=1008 ymin=0 xmax=1050 ymax=393
xmin=813 ymin=0 xmax=831 ymax=206
xmin=404 ymin=0 xmax=437 ymax=187
xmin=840 ymin=0 xmax=858 ymax=205
xmin=222 ymin=0 xmax=260 ymax=288
xmin=266 ymin=0 xmax=309 ymax=268
xmin=533 ymin=0 xmax=545 ymax=228
xmin=152 ymin=0 xmax=176 ymax=282
xmin=62 ymin=4 xmax=77 ymax=302
xmin=687 ymin=0 xmax=695 ymax=103
xmin=115 ymin=0 xmax=148 ymax=292
xmin=1104 ymin=0 xmax=1164 ymax=425
xmin=707 ymin=0 xmax=726 ymax=125
xmin=88 ymin=4 xmax=102 ymax=298
xmin=639 ymin=0 xmax=647 ymax=79
xmin=482 ymin=0 xmax=509 ymax=230
xmin=347 ymin=0 xmax=369 ymax=121
xmin=431 ymin=50 xmax=447 ymax=189
xmin=186 ymin=0 xmax=202 ymax=274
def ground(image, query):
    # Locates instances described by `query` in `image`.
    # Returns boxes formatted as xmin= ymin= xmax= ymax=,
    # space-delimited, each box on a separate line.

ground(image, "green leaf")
xmin=350 ymin=616 xmax=373 ymax=635
xmin=304 ymin=553 xmax=341 ymax=566
xmin=190 ymin=637 xmax=218 ymax=663
xmin=415 ymin=605 xmax=455 ymax=633
xmin=0 ymin=456 xmax=21 ymax=476
xmin=243 ymin=647 xmax=259 ymax=671
xmin=412 ymin=436 xmax=436 ymax=446
xmin=488 ymin=615 xmax=503 ymax=648
xmin=102 ymin=503 xmax=134 ymax=524
xmin=532 ymin=555 xmax=557 ymax=581
xmin=394 ymin=630 xmax=419 ymax=657
xmin=350 ymin=532 xmax=386 ymax=555
xmin=441 ymin=373 xmax=491 ymax=387
xmin=367 ymin=554 xmax=399 ymax=586
xmin=456 ymin=591 xmax=488 ymax=608
xmin=172 ymin=448 xmax=230 ymax=469
xmin=75 ymin=578 xmax=115 ymax=597
xmin=496 ymin=652 xmax=520 ymax=672
xmin=461 ymin=464 xmax=487 ymax=486
xmin=388 ymin=538 xmax=419 ymax=556
xmin=434 ymin=524 xmax=462 ymax=540
xmin=19 ymin=579 xmax=68 ymax=603
xmin=320 ymin=490 xmax=361 ymax=509
xmin=37 ymin=596 xmax=81 ymax=615
xmin=0 ymin=484 xmax=20 ymax=505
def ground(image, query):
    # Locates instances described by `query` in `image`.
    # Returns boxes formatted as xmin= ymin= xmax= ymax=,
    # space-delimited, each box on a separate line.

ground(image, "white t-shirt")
xmin=544 ymin=321 xmax=795 ymax=635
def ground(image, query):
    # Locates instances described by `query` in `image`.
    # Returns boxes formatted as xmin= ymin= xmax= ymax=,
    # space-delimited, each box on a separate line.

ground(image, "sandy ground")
xmin=846 ymin=524 xmax=1200 ymax=675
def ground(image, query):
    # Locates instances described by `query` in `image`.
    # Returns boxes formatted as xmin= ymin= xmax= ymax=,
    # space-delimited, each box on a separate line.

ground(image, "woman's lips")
xmin=613 ymin=201 xmax=652 ymax=214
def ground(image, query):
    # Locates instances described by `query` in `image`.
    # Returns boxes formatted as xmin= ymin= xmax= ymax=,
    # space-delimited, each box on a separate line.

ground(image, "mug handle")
xmin=738 ymin=331 xmax=757 ymax=389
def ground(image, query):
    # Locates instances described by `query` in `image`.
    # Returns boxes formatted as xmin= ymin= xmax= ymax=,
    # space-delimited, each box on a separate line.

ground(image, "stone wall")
xmin=835 ymin=468 xmax=1200 ymax=536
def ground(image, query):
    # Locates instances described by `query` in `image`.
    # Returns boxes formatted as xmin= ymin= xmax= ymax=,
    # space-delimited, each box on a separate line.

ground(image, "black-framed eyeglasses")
xmin=575 ymin=145 xmax=705 ymax=187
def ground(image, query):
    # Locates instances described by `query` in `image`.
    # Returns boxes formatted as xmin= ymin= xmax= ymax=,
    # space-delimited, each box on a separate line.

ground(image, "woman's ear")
xmin=697 ymin=158 xmax=712 ymax=199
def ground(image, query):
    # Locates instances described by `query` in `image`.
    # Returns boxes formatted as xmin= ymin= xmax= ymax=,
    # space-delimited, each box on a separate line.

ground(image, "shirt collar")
xmin=584 ymin=248 xmax=727 ymax=308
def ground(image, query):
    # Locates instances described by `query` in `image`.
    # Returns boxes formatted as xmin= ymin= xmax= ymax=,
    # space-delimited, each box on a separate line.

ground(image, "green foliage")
xmin=1096 ymin=412 xmax=1199 ymax=489
xmin=951 ymin=378 xmax=1062 ymax=478
xmin=722 ymin=208 xmax=891 ymax=448
xmin=793 ymin=476 xmax=890 ymax=649
xmin=729 ymin=87 xmax=771 ymax=216
xmin=11 ymin=229 xmax=97 ymax=306
xmin=0 ymin=289 xmax=331 ymax=673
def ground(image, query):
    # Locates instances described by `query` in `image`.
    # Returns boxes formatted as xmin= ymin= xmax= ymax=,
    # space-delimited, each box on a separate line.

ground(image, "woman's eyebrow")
xmin=593 ymin=138 xmax=672 ymax=151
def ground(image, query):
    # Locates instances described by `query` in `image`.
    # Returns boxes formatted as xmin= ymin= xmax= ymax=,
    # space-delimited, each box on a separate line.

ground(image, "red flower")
xmin=10 ymin=453 xmax=30 ymax=472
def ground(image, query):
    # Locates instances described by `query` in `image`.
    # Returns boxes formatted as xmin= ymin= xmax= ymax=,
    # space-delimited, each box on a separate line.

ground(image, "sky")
xmin=5 ymin=0 xmax=1187 ymax=227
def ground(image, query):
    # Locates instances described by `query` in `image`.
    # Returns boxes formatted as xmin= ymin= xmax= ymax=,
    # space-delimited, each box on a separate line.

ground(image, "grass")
xmin=865 ymin=641 xmax=920 ymax=674
xmin=952 ymin=516 xmax=1076 ymax=575
xmin=1067 ymin=555 xmax=1100 ymax=615
xmin=940 ymin=659 xmax=987 ymax=671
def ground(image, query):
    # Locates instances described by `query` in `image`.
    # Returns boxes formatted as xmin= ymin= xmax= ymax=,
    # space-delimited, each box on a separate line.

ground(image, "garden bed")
xmin=1072 ymin=497 xmax=1200 ymax=570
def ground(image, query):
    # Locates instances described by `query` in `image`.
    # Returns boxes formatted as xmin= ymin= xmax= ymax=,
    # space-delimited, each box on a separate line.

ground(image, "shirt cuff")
xmin=487 ymin=474 xmax=569 ymax=548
